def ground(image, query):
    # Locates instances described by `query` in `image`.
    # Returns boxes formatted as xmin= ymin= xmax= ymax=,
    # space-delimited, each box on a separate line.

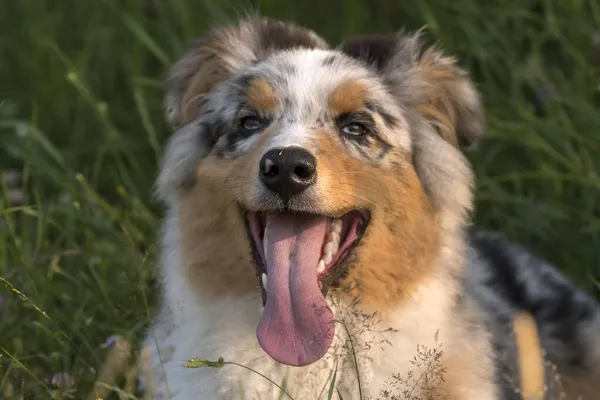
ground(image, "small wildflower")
xmin=49 ymin=372 xmax=77 ymax=399
xmin=51 ymin=372 xmax=75 ymax=387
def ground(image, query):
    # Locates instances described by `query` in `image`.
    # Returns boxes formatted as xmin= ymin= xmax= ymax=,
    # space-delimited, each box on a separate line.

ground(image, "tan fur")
xmin=178 ymin=187 xmax=256 ymax=298
xmin=247 ymin=78 xmax=281 ymax=114
xmin=178 ymin=159 xmax=256 ymax=298
xmin=328 ymin=79 xmax=369 ymax=116
xmin=416 ymin=50 xmax=462 ymax=147
xmin=414 ymin=48 xmax=481 ymax=149
xmin=177 ymin=34 xmax=243 ymax=125
xmin=178 ymin=129 xmax=283 ymax=298
xmin=310 ymin=131 xmax=440 ymax=312
xmin=416 ymin=101 xmax=458 ymax=146
xmin=513 ymin=312 xmax=546 ymax=400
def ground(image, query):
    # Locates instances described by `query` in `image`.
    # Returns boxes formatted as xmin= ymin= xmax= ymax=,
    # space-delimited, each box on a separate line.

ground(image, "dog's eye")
xmin=241 ymin=116 xmax=263 ymax=132
xmin=340 ymin=123 xmax=366 ymax=137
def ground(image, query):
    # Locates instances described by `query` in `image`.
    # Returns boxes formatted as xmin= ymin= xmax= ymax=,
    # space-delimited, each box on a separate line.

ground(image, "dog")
xmin=140 ymin=16 xmax=600 ymax=399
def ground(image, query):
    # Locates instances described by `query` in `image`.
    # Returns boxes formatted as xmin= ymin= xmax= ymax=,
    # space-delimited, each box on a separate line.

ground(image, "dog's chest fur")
xmin=143 ymin=221 xmax=496 ymax=400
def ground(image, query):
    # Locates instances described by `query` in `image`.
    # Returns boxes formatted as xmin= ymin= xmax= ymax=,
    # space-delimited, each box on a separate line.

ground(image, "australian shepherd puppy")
xmin=141 ymin=17 xmax=600 ymax=399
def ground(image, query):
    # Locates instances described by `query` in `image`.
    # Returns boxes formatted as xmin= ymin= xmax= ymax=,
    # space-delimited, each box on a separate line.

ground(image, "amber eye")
xmin=241 ymin=116 xmax=263 ymax=131
xmin=340 ymin=123 xmax=366 ymax=137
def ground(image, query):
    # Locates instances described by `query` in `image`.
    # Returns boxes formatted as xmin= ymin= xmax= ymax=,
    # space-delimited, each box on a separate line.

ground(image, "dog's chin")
xmin=241 ymin=205 xmax=370 ymax=367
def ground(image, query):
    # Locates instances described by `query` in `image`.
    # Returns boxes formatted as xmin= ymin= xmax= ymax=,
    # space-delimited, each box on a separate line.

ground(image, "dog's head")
xmin=157 ymin=17 xmax=483 ymax=367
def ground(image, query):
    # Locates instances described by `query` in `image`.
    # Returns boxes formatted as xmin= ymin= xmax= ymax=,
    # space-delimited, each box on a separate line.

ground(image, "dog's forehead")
xmin=248 ymin=49 xmax=379 ymax=112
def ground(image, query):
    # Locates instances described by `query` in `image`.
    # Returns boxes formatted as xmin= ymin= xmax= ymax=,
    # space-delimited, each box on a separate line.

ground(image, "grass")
xmin=0 ymin=0 xmax=599 ymax=398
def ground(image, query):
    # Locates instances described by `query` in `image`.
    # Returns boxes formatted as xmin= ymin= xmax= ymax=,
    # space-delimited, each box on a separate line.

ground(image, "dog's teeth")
xmin=324 ymin=242 xmax=334 ymax=255
xmin=331 ymin=218 xmax=342 ymax=234
xmin=330 ymin=233 xmax=340 ymax=253
xmin=324 ymin=241 xmax=339 ymax=258
xmin=328 ymin=231 xmax=340 ymax=248
xmin=317 ymin=260 xmax=325 ymax=274
xmin=262 ymin=273 xmax=267 ymax=289
xmin=331 ymin=231 xmax=339 ymax=245
xmin=324 ymin=251 xmax=333 ymax=264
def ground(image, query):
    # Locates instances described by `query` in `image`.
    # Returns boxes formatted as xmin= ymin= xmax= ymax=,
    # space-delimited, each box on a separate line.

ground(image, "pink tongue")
xmin=256 ymin=213 xmax=335 ymax=366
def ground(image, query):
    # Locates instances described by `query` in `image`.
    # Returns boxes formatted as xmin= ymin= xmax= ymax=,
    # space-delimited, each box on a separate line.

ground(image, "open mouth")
xmin=244 ymin=209 xmax=369 ymax=367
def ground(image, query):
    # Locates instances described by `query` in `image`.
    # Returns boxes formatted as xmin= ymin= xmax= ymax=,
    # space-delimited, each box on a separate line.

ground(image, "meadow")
xmin=1 ymin=0 xmax=599 ymax=398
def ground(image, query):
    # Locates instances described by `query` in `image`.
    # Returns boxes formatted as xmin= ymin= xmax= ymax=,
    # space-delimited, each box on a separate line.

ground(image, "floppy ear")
xmin=165 ymin=16 xmax=328 ymax=127
xmin=339 ymin=32 xmax=484 ymax=150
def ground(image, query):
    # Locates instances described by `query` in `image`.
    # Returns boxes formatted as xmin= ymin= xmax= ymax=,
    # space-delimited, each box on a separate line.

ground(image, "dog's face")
xmin=157 ymin=18 xmax=483 ymax=367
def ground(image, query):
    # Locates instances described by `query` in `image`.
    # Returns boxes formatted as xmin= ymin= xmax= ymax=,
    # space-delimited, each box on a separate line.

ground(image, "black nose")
xmin=259 ymin=147 xmax=317 ymax=203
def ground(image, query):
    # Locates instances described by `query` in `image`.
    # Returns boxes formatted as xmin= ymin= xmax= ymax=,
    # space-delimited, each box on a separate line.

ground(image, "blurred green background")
xmin=1 ymin=0 xmax=599 ymax=398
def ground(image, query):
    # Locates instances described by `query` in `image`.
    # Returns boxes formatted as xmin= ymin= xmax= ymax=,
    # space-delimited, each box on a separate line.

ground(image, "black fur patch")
xmin=339 ymin=34 xmax=398 ymax=71
xmin=204 ymin=119 xmax=232 ymax=158
xmin=471 ymin=233 xmax=598 ymax=368
xmin=471 ymin=235 xmax=529 ymax=311
xmin=257 ymin=19 xmax=326 ymax=52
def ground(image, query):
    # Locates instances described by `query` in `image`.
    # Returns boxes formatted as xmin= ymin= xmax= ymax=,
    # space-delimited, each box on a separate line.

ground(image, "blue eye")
xmin=241 ymin=116 xmax=263 ymax=131
xmin=341 ymin=123 xmax=366 ymax=137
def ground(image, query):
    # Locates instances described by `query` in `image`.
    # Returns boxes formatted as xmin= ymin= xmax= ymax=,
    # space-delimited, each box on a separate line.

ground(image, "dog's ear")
xmin=165 ymin=17 xmax=328 ymax=127
xmin=339 ymin=32 xmax=484 ymax=150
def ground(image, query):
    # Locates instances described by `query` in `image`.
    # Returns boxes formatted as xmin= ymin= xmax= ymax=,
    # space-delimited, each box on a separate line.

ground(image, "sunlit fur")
xmin=141 ymin=17 xmax=600 ymax=399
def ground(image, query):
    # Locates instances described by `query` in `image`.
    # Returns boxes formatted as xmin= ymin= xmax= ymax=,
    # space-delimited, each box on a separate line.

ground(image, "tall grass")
xmin=0 ymin=0 xmax=599 ymax=398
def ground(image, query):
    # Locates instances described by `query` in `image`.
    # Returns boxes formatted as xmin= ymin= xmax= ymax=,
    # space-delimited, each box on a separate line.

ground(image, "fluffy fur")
xmin=141 ymin=17 xmax=600 ymax=399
